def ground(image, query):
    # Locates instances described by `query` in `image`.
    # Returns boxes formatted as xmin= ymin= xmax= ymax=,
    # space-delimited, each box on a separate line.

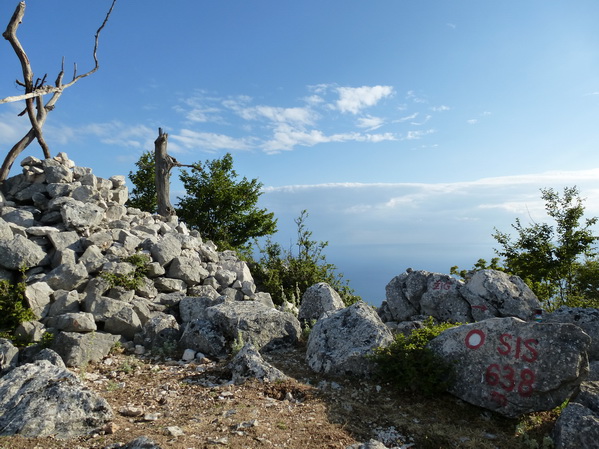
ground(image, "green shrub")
xmin=250 ymin=210 xmax=361 ymax=306
xmin=0 ymin=274 xmax=35 ymax=333
xmin=100 ymin=253 xmax=150 ymax=290
xmin=370 ymin=317 xmax=458 ymax=397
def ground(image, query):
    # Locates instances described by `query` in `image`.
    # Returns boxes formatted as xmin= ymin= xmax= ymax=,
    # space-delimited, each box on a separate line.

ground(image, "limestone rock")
xmin=61 ymin=199 xmax=104 ymax=230
xmin=47 ymin=312 xmax=97 ymax=333
xmin=382 ymin=269 xmax=541 ymax=324
xmin=460 ymin=269 xmax=541 ymax=321
xmin=553 ymin=382 xmax=599 ymax=449
xmin=137 ymin=313 xmax=181 ymax=350
xmin=428 ymin=317 xmax=591 ymax=417
xmin=44 ymin=262 xmax=88 ymax=291
xmin=0 ymin=338 xmax=19 ymax=375
xmin=150 ymin=233 xmax=182 ymax=266
xmin=306 ymin=302 xmax=393 ymax=376
xmin=104 ymin=306 xmax=142 ymax=340
xmin=298 ymin=282 xmax=345 ymax=325
xmin=51 ymin=331 xmax=119 ymax=367
xmin=179 ymin=295 xmax=225 ymax=323
xmin=0 ymin=234 xmax=46 ymax=270
xmin=0 ymin=360 xmax=112 ymax=438
xmin=229 ymin=343 xmax=288 ymax=384
xmin=179 ymin=319 xmax=228 ymax=357
xmin=544 ymin=307 xmax=599 ymax=361
xmin=24 ymin=281 xmax=54 ymax=319
xmin=205 ymin=301 xmax=301 ymax=352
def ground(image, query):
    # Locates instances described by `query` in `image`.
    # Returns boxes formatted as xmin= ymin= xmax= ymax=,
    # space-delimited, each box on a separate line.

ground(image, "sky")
xmin=2 ymin=0 xmax=599 ymax=305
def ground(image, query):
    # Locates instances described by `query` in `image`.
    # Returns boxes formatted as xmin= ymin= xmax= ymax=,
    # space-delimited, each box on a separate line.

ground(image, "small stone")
xmin=118 ymin=406 xmax=144 ymax=417
xmin=181 ymin=348 xmax=196 ymax=362
xmin=143 ymin=413 xmax=161 ymax=421
xmin=165 ymin=425 xmax=184 ymax=437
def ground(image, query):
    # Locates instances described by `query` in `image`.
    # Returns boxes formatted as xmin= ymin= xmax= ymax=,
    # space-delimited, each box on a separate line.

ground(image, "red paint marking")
xmin=465 ymin=329 xmax=486 ymax=349
xmin=490 ymin=391 xmax=508 ymax=407
xmin=471 ymin=305 xmax=488 ymax=311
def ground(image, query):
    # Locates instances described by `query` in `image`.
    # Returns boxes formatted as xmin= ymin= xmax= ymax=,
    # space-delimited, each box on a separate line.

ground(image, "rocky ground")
xmin=0 ymin=344 xmax=559 ymax=449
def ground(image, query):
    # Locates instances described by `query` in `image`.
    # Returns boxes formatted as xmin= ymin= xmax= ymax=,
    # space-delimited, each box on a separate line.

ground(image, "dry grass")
xmin=0 ymin=345 xmax=559 ymax=449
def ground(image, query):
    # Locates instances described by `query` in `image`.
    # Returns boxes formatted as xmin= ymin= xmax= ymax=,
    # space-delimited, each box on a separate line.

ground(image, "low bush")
xmin=370 ymin=317 xmax=458 ymax=397
xmin=0 ymin=274 xmax=35 ymax=334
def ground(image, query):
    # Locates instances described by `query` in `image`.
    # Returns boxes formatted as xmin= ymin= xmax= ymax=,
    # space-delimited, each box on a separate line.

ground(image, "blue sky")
xmin=2 ymin=1 xmax=599 ymax=305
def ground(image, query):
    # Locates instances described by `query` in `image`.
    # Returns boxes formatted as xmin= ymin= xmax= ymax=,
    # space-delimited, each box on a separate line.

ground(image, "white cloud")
xmin=431 ymin=105 xmax=450 ymax=112
xmin=83 ymin=122 xmax=155 ymax=148
xmin=467 ymin=119 xmax=478 ymax=125
xmin=0 ymin=105 xmax=31 ymax=145
xmin=395 ymin=112 xmax=419 ymax=123
xmin=236 ymin=105 xmax=316 ymax=127
xmin=171 ymin=129 xmax=254 ymax=152
xmin=262 ymin=124 xmax=396 ymax=153
xmin=335 ymin=85 xmax=394 ymax=114
xmin=406 ymin=129 xmax=435 ymax=140
xmin=356 ymin=115 xmax=385 ymax=131
xmin=410 ymin=115 xmax=431 ymax=126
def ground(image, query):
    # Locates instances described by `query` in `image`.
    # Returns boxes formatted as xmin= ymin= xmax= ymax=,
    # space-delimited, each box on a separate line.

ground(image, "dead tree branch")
xmin=0 ymin=0 xmax=117 ymax=182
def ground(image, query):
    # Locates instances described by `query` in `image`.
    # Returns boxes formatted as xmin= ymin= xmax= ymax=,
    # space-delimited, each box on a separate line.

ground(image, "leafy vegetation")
xmin=453 ymin=186 xmax=599 ymax=310
xmin=127 ymin=153 xmax=359 ymax=304
xmin=100 ymin=253 xmax=150 ymax=290
xmin=370 ymin=317 xmax=458 ymax=397
xmin=250 ymin=210 xmax=360 ymax=307
xmin=126 ymin=151 xmax=158 ymax=213
xmin=0 ymin=271 xmax=35 ymax=335
xmin=177 ymin=153 xmax=277 ymax=251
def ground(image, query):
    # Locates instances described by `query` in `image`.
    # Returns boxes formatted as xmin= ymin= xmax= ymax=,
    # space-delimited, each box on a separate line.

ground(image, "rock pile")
xmin=0 ymin=153 xmax=299 ymax=369
xmin=380 ymin=268 xmax=541 ymax=324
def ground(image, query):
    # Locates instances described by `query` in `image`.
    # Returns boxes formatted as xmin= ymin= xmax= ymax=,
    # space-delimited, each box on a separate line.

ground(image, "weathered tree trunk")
xmin=154 ymin=128 xmax=175 ymax=217
xmin=0 ymin=0 xmax=116 ymax=182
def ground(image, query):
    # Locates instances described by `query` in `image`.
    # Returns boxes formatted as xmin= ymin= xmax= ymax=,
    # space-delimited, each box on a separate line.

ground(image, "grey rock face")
xmin=44 ymin=262 xmax=88 ymax=291
xmin=544 ymin=307 xmax=599 ymax=361
xmin=298 ymin=282 xmax=345 ymax=324
xmin=553 ymin=382 xmax=599 ymax=449
xmin=179 ymin=295 xmax=225 ymax=323
xmin=178 ymin=319 xmax=228 ymax=357
xmin=104 ymin=306 xmax=142 ymax=340
xmin=51 ymin=331 xmax=119 ymax=367
xmin=382 ymin=269 xmax=541 ymax=324
xmin=47 ymin=312 xmax=97 ymax=333
xmin=167 ymin=256 xmax=208 ymax=285
xmin=138 ymin=313 xmax=181 ymax=350
xmin=150 ymin=233 xmax=182 ymax=266
xmin=460 ymin=270 xmax=541 ymax=321
xmin=0 ymin=234 xmax=46 ymax=270
xmin=428 ymin=317 xmax=591 ymax=417
xmin=61 ymin=199 xmax=105 ymax=230
xmin=24 ymin=281 xmax=54 ymax=319
xmin=0 ymin=338 xmax=19 ymax=375
xmin=205 ymin=301 xmax=301 ymax=352
xmin=0 ymin=360 xmax=112 ymax=438
xmin=229 ymin=343 xmax=288 ymax=384
xmin=306 ymin=302 xmax=393 ymax=376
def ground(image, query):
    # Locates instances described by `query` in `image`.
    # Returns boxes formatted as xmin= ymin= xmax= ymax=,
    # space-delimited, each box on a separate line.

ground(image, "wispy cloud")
xmin=83 ymin=122 xmax=155 ymax=149
xmin=406 ymin=129 xmax=435 ymax=140
xmin=171 ymin=129 xmax=255 ymax=152
xmin=335 ymin=85 xmax=394 ymax=114
xmin=166 ymin=84 xmax=450 ymax=153
xmin=356 ymin=115 xmax=385 ymax=131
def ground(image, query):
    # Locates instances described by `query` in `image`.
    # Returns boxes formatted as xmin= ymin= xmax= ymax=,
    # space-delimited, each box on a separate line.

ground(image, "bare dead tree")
xmin=154 ymin=128 xmax=195 ymax=217
xmin=0 ymin=0 xmax=117 ymax=182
